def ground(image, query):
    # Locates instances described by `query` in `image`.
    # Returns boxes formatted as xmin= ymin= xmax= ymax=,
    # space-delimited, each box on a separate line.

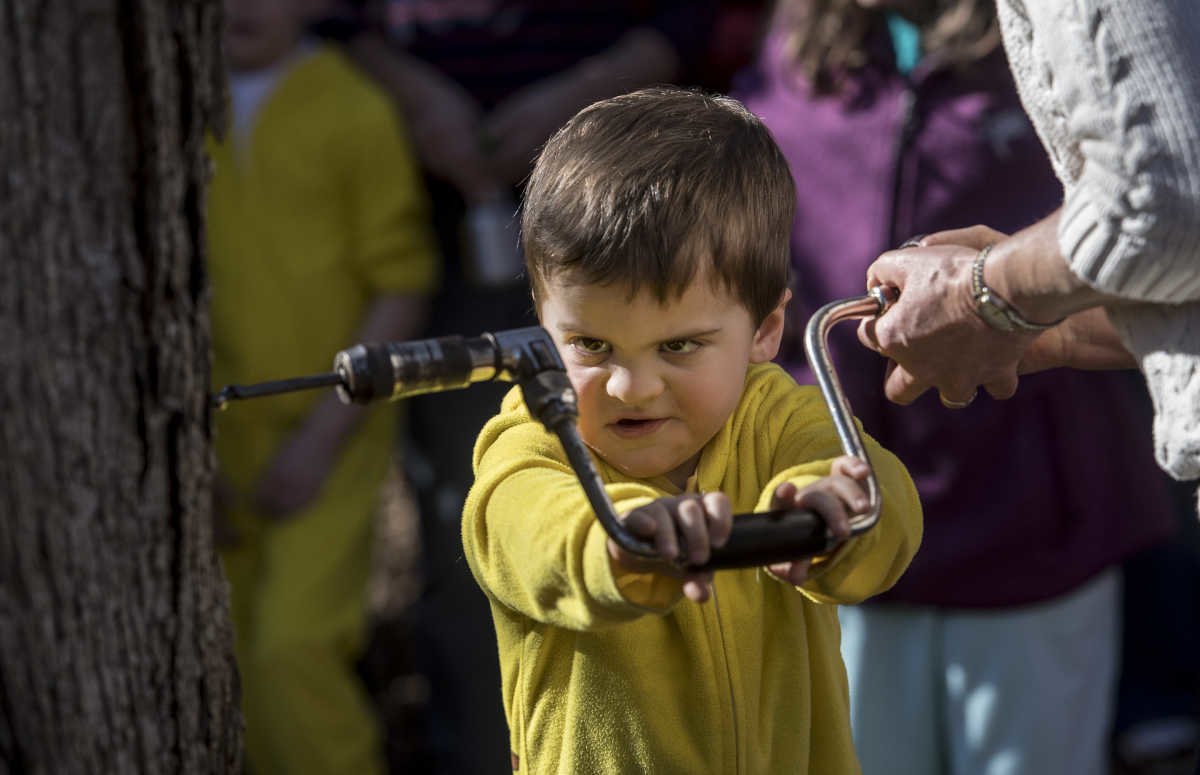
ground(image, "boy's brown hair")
xmin=521 ymin=86 xmax=796 ymax=325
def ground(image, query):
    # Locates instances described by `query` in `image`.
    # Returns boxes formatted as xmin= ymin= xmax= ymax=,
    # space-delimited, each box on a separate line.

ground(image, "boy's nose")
xmin=605 ymin=364 xmax=664 ymax=406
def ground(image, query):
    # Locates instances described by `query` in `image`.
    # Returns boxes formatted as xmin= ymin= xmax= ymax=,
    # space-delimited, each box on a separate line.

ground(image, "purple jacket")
xmin=735 ymin=25 xmax=1174 ymax=607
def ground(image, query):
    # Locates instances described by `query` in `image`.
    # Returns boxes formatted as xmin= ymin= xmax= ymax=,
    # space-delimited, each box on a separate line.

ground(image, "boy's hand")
xmin=766 ymin=456 xmax=870 ymax=585
xmin=608 ymin=492 xmax=732 ymax=604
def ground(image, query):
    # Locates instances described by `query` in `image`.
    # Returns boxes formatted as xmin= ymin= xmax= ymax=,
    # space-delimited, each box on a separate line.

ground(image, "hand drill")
xmin=214 ymin=287 xmax=895 ymax=570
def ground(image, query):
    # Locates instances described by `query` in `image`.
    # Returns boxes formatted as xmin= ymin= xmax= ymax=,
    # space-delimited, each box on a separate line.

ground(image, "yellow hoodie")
xmin=463 ymin=362 xmax=922 ymax=774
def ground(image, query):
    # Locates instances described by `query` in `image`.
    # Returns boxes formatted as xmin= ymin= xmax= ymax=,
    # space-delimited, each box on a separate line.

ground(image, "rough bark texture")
xmin=0 ymin=1 xmax=240 ymax=772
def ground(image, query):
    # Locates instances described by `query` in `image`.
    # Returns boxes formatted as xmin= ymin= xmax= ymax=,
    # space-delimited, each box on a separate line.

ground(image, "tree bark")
xmin=0 ymin=1 xmax=240 ymax=772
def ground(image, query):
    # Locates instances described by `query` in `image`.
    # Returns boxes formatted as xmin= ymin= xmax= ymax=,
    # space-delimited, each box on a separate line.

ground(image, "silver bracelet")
xmin=970 ymin=245 xmax=1064 ymax=333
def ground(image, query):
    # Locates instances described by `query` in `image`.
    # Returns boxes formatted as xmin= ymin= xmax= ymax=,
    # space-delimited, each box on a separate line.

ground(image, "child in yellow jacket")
xmin=462 ymin=86 xmax=923 ymax=774
xmin=207 ymin=2 xmax=437 ymax=773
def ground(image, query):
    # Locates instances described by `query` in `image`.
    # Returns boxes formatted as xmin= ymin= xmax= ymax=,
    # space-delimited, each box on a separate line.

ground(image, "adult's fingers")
xmin=864 ymin=248 xmax=914 ymax=293
xmin=921 ymin=224 xmax=1007 ymax=249
xmin=881 ymin=362 xmax=933 ymax=405
xmin=884 ymin=352 xmax=1021 ymax=406
xmin=857 ymin=316 xmax=882 ymax=353
xmin=982 ymin=373 xmax=1020 ymax=400
xmin=861 ymin=248 xmax=923 ymax=352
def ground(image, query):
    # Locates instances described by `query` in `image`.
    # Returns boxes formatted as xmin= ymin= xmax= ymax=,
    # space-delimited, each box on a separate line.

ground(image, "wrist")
xmin=971 ymin=245 xmax=1065 ymax=333
xmin=983 ymin=214 xmax=1111 ymax=325
xmin=986 ymin=250 xmax=1089 ymax=325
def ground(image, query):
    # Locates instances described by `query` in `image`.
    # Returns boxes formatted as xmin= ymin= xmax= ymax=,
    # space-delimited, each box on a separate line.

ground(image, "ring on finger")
xmin=938 ymin=390 xmax=977 ymax=409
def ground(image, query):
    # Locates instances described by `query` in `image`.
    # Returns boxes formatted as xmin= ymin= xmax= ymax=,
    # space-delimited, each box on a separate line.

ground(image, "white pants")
xmin=839 ymin=568 xmax=1120 ymax=775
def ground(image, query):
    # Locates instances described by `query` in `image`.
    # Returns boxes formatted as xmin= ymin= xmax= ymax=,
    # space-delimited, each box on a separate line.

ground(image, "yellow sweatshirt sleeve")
xmin=756 ymin=440 xmax=922 ymax=605
xmin=462 ymin=392 xmax=685 ymax=631
xmin=738 ymin=366 xmax=923 ymax=604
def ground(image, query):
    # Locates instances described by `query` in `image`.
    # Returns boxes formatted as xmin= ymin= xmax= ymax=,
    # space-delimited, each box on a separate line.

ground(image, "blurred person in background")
xmin=735 ymin=0 xmax=1187 ymax=772
xmin=207 ymin=0 xmax=439 ymax=772
xmin=308 ymin=3 xmax=722 ymax=770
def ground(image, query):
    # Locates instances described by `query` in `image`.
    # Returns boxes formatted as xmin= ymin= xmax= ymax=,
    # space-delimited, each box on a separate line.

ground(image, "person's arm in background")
xmin=343 ymin=34 xmax=497 ymax=202
xmin=482 ymin=0 xmax=719 ymax=186
xmin=306 ymin=4 xmax=496 ymax=197
xmin=347 ymin=26 xmax=683 ymax=192
xmin=251 ymin=295 xmax=428 ymax=517
xmin=341 ymin=2 xmax=717 ymax=193
xmin=252 ymin=57 xmax=440 ymax=518
xmin=480 ymin=27 xmax=684 ymax=186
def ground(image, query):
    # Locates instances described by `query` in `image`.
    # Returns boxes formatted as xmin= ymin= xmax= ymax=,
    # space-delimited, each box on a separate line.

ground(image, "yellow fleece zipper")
xmin=685 ymin=473 xmax=740 ymax=773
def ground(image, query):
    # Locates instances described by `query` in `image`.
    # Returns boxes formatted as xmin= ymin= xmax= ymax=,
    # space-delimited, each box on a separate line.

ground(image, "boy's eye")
xmin=570 ymin=337 xmax=610 ymax=355
xmin=661 ymin=339 xmax=700 ymax=355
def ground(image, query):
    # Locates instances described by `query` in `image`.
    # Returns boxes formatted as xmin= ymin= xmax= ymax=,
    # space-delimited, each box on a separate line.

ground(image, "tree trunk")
xmin=0 ymin=1 xmax=240 ymax=772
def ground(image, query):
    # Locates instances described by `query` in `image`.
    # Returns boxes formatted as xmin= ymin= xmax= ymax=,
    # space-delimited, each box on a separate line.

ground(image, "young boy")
xmin=462 ymin=87 xmax=923 ymax=774
xmin=208 ymin=1 xmax=437 ymax=773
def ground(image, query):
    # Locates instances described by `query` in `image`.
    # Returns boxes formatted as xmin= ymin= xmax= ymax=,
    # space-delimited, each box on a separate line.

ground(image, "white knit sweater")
xmin=998 ymin=0 xmax=1200 ymax=484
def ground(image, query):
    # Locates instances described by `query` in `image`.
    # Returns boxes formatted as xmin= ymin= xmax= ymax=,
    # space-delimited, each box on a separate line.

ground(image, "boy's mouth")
xmin=609 ymin=417 xmax=667 ymax=439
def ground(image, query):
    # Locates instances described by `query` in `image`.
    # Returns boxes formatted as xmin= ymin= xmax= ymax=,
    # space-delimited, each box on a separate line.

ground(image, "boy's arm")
xmin=754 ymin=392 xmax=923 ymax=604
xmin=463 ymin=409 xmax=688 ymax=631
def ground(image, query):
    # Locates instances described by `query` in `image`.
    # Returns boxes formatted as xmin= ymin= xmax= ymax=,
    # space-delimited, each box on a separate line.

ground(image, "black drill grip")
xmin=689 ymin=508 xmax=838 ymax=571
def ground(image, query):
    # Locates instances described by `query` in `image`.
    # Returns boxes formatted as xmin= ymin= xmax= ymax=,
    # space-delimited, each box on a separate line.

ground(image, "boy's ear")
xmin=749 ymin=289 xmax=791 ymax=363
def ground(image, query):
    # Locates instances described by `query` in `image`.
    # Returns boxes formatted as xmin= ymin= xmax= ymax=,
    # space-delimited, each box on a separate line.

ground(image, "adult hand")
xmin=858 ymin=239 xmax=1039 ymax=406
xmin=921 ymin=229 xmax=1134 ymax=374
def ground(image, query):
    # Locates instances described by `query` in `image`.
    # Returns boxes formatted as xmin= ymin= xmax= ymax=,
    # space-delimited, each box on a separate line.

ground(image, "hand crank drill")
xmin=214 ymin=286 xmax=897 ymax=571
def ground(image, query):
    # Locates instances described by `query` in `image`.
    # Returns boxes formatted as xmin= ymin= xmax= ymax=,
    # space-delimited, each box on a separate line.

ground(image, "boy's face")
xmin=538 ymin=272 xmax=787 ymax=490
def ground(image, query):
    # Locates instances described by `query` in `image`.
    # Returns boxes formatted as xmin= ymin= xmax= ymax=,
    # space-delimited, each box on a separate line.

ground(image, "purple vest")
xmin=736 ymin=26 xmax=1174 ymax=607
